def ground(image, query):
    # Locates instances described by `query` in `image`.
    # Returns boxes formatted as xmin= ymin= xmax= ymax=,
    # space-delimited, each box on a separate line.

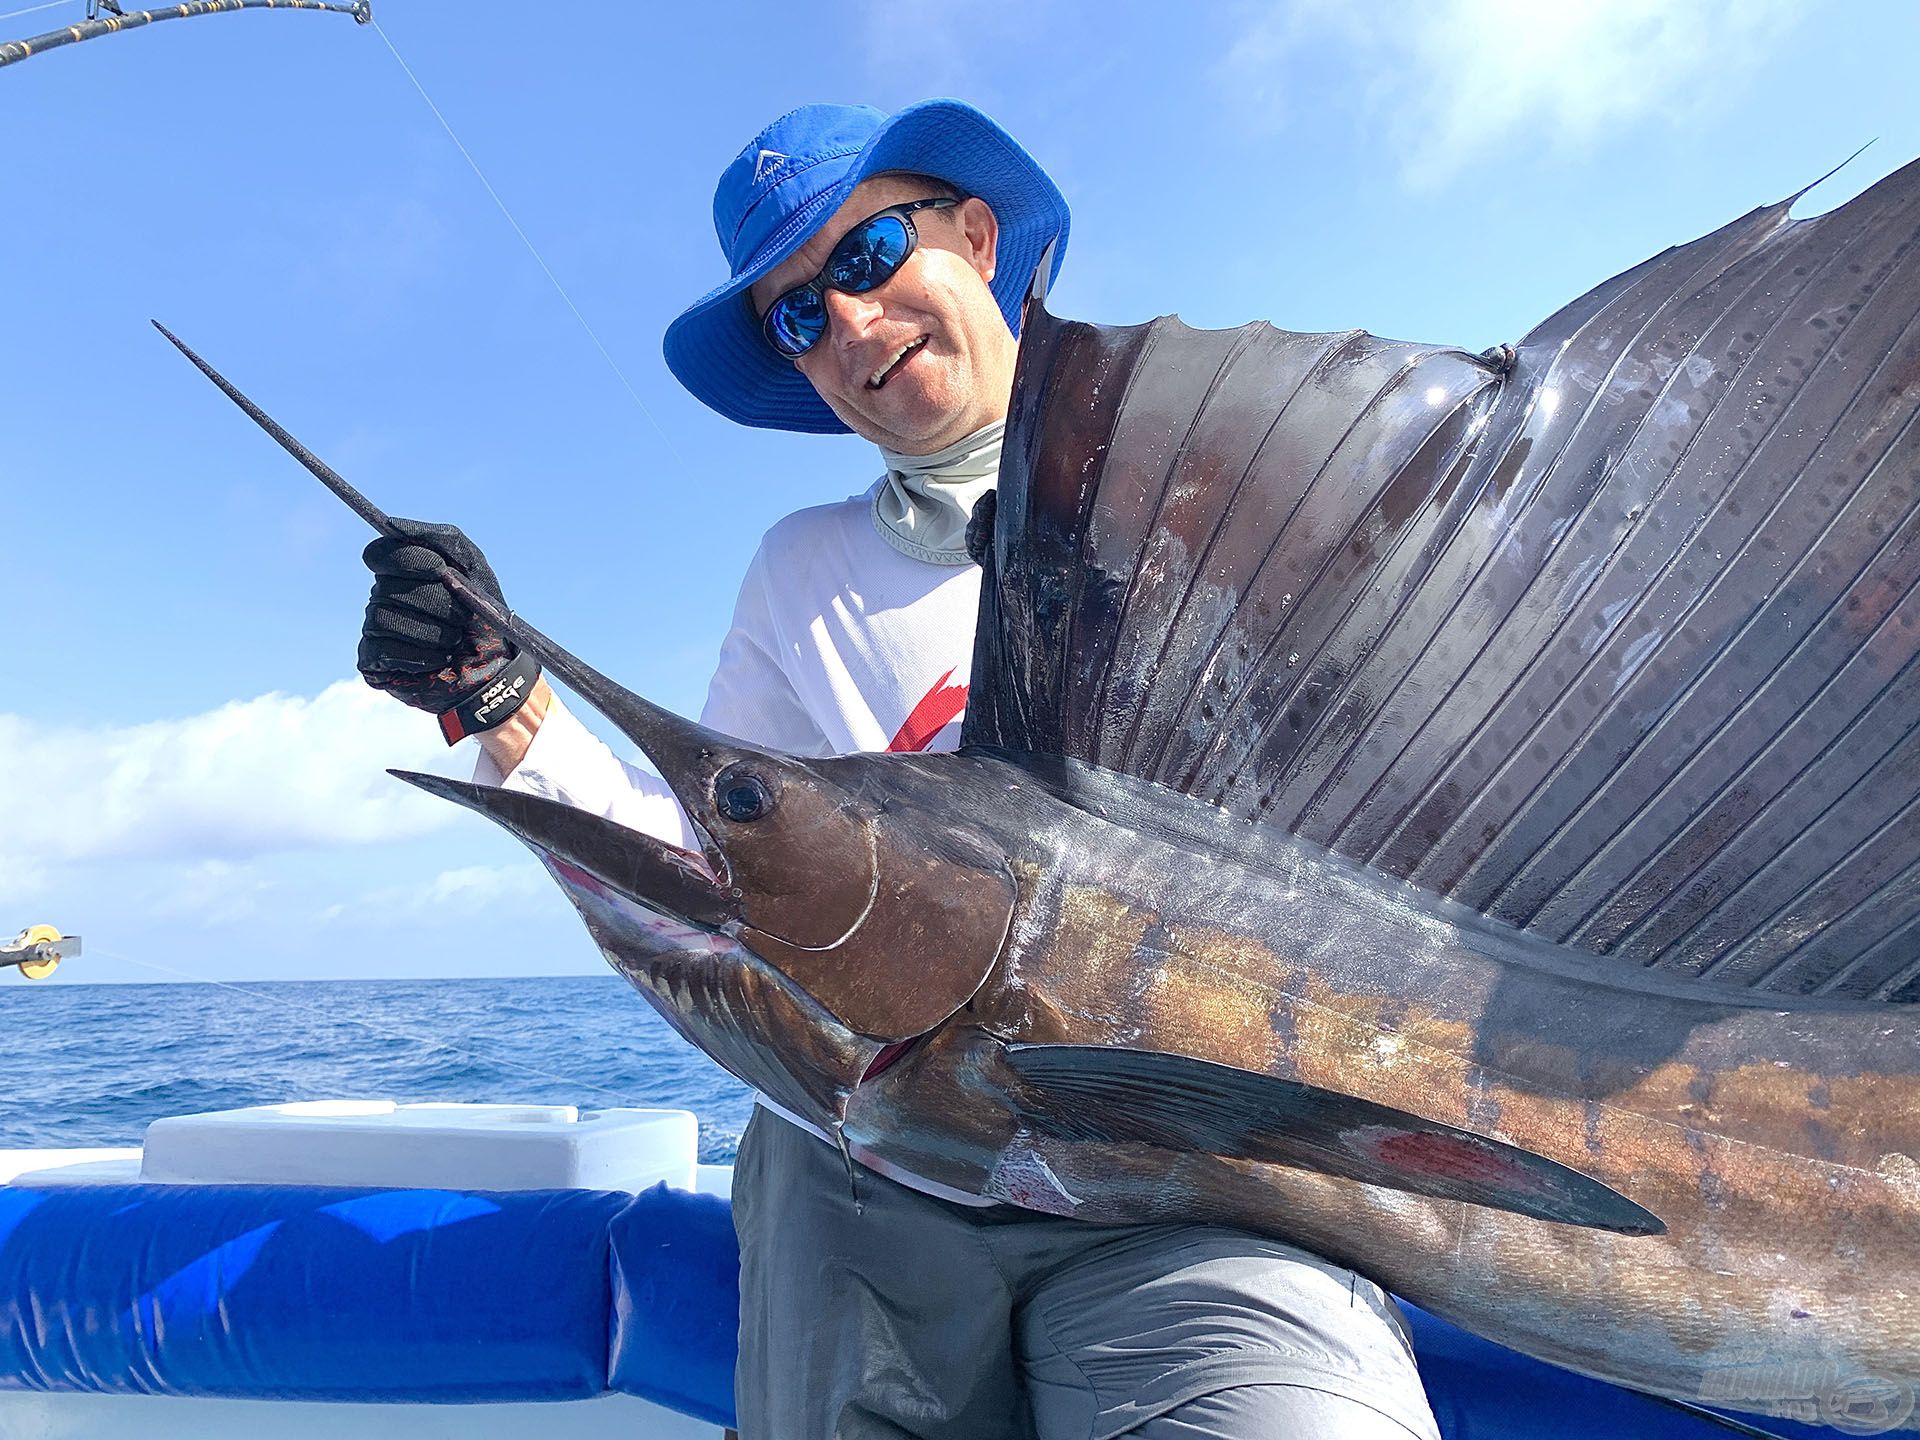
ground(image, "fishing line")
xmin=87 ymin=944 xmax=671 ymax=1113
xmin=0 ymin=0 xmax=76 ymax=23
xmin=367 ymin=16 xmax=686 ymax=470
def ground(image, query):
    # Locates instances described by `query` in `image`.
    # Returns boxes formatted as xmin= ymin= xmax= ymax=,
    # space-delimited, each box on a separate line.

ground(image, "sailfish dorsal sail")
xmin=967 ymin=157 xmax=1920 ymax=1003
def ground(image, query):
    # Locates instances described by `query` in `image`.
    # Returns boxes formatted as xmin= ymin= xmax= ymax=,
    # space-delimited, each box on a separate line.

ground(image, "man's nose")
xmin=823 ymin=286 xmax=886 ymax=342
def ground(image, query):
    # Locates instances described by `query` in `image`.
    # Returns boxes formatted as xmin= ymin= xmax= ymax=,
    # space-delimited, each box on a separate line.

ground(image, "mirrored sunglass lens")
xmin=828 ymin=215 xmax=910 ymax=292
xmin=767 ymin=288 xmax=826 ymax=355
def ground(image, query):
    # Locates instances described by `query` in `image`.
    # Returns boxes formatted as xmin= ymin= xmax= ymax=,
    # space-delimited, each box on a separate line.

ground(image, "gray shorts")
xmin=733 ymin=1109 xmax=1440 ymax=1440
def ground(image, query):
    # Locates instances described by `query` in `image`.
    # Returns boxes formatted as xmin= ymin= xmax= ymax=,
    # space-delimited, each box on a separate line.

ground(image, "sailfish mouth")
xmin=390 ymin=618 xmax=912 ymax=1129
xmin=390 ymin=771 xmax=737 ymax=933
xmin=391 ymin=610 xmax=750 ymax=934
xmin=390 ymin=608 xmax=1000 ymax=1066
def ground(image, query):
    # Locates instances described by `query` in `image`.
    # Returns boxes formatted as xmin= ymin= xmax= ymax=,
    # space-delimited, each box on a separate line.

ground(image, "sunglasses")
xmin=759 ymin=197 xmax=959 ymax=359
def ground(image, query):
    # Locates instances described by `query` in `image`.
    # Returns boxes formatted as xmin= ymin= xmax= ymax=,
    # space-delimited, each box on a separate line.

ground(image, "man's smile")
xmin=866 ymin=335 xmax=930 ymax=390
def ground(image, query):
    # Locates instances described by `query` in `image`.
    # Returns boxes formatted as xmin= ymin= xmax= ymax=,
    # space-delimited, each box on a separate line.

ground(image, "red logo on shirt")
xmin=888 ymin=669 xmax=968 ymax=753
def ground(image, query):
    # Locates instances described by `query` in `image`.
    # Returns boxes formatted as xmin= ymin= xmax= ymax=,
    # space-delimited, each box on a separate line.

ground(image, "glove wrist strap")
xmin=439 ymin=649 xmax=542 ymax=746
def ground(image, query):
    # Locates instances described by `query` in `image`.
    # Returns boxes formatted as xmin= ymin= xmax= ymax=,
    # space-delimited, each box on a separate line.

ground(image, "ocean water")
xmin=0 ymin=975 xmax=757 ymax=1163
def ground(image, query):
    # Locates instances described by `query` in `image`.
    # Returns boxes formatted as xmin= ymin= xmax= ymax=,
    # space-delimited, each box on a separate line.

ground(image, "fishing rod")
xmin=0 ymin=0 xmax=369 ymax=70
xmin=3 ymin=925 xmax=80 ymax=980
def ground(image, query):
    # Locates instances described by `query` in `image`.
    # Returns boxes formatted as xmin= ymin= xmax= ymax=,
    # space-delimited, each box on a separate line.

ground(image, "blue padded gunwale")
xmin=609 ymin=1184 xmax=739 ymax=1427
xmin=0 ymin=1178 xmax=1874 ymax=1436
xmin=0 ymin=1183 xmax=626 ymax=1403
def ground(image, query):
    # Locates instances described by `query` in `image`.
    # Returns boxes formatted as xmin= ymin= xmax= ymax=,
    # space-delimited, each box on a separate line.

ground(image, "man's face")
xmin=750 ymin=175 xmax=1020 ymax=455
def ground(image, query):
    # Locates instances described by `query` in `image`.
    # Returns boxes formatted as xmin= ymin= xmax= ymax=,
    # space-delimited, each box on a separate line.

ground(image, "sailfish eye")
xmin=714 ymin=769 xmax=775 ymax=824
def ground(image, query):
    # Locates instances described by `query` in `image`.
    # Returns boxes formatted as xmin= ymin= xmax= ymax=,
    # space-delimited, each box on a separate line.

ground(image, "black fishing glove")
xmin=357 ymin=518 xmax=541 ymax=745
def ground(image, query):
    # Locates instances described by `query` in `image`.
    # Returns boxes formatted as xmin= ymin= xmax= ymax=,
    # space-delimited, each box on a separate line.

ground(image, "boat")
xmin=0 ymin=1098 xmax=1884 ymax=1438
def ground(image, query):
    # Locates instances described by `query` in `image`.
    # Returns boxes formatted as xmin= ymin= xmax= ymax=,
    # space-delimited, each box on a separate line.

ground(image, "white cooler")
xmin=138 ymin=1100 xmax=701 ymax=1192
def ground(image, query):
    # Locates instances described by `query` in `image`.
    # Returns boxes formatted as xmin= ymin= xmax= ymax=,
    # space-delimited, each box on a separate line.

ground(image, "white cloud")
xmin=0 ymin=857 xmax=47 ymax=908
xmin=318 ymin=862 xmax=554 ymax=926
xmin=0 ymin=680 xmax=456 ymax=872
xmin=1223 ymin=0 xmax=1802 ymax=190
xmin=145 ymin=859 xmax=282 ymax=929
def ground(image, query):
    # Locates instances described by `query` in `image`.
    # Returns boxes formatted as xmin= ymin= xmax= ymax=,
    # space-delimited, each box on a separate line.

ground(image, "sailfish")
xmin=165 ymin=155 xmax=1920 ymax=1419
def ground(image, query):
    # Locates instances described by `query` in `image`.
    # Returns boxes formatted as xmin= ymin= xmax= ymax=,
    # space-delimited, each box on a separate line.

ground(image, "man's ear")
xmin=957 ymin=197 xmax=1001 ymax=284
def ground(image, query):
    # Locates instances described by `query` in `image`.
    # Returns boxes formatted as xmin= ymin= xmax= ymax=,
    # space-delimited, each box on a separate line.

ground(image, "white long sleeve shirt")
xmin=477 ymin=476 xmax=981 ymax=826
xmin=478 ymin=468 xmax=994 ymax=1202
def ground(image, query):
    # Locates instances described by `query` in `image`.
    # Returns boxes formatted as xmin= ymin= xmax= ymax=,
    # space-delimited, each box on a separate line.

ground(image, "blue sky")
xmin=3 ymin=0 xmax=1917 ymax=984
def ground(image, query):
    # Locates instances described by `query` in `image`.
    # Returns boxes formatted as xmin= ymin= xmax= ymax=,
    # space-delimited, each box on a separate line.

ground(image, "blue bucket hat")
xmin=663 ymin=100 xmax=1070 ymax=435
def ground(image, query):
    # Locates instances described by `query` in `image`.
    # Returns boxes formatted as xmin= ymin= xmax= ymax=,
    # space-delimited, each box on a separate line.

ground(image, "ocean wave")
xmin=0 ymin=975 xmax=755 ymax=1164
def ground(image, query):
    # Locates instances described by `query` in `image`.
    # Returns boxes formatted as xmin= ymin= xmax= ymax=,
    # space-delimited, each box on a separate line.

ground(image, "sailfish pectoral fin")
xmin=1005 ymin=1044 xmax=1664 ymax=1235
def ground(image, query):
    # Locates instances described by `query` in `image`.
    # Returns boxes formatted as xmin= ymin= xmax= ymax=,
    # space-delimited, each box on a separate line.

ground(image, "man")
xmin=357 ymin=100 xmax=1440 ymax=1440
